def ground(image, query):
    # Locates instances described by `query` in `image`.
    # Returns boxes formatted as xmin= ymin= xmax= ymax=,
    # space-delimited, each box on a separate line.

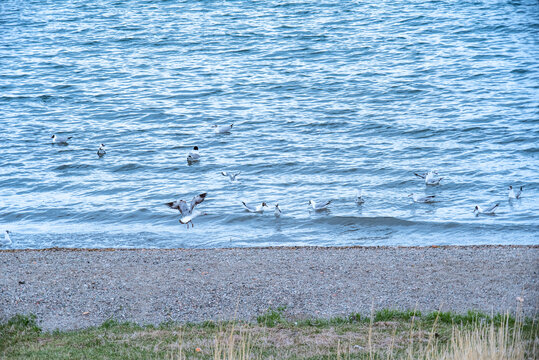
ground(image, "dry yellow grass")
xmin=165 ymin=312 xmax=536 ymax=359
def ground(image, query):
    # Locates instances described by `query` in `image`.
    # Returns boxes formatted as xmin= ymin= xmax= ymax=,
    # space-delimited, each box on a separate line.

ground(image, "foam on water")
xmin=0 ymin=0 xmax=538 ymax=248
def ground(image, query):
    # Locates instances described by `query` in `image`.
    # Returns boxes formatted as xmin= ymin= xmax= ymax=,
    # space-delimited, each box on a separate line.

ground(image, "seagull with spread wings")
xmin=166 ymin=193 xmax=207 ymax=228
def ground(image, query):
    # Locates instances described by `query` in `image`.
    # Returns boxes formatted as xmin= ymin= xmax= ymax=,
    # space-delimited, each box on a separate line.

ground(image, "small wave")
xmin=54 ymin=163 xmax=97 ymax=171
xmin=112 ymin=163 xmax=145 ymax=172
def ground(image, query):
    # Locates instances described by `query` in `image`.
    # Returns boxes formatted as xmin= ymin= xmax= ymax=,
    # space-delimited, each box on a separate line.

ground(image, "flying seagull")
xmin=187 ymin=146 xmax=200 ymax=163
xmin=425 ymin=171 xmax=443 ymax=185
xmin=213 ymin=123 xmax=233 ymax=134
xmin=408 ymin=193 xmax=436 ymax=203
xmin=221 ymin=171 xmax=240 ymax=181
xmin=508 ymin=185 xmax=523 ymax=199
xmin=414 ymin=171 xmax=438 ymax=179
xmin=51 ymin=134 xmax=72 ymax=144
xmin=309 ymin=199 xmax=332 ymax=211
xmin=97 ymin=144 xmax=106 ymax=157
xmin=166 ymin=193 xmax=207 ymax=228
xmin=473 ymin=203 xmax=500 ymax=216
xmin=242 ymin=201 xmax=268 ymax=214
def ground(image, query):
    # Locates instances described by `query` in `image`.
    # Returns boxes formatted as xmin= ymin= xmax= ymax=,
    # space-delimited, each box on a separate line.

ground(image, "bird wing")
xmin=486 ymin=203 xmax=499 ymax=213
xmin=414 ymin=172 xmax=426 ymax=179
xmin=190 ymin=193 xmax=207 ymax=212
xmin=242 ymin=201 xmax=254 ymax=212
xmin=166 ymin=199 xmax=191 ymax=216
xmin=317 ymin=200 xmax=331 ymax=209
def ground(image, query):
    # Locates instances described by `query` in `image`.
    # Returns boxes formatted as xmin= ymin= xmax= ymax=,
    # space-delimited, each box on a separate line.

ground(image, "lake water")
xmin=1 ymin=0 xmax=538 ymax=249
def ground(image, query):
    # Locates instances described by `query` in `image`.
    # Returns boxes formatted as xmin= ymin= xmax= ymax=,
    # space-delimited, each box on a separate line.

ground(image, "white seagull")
xmin=97 ymin=144 xmax=106 ymax=157
xmin=242 ymin=201 xmax=268 ymax=214
xmin=166 ymin=192 xmax=207 ymax=228
xmin=221 ymin=171 xmax=240 ymax=181
xmin=473 ymin=203 xmax=500 ymax=216
xmin=508 ymin=185 xmax=523 ymax=199
xmin=274 ymin=204 xmax=282 ymax=218
xmin=408 ymin=193 xmax=436 ymax=203
xmin=187 ymin=146 xmax=200 ymax=163
xmin=355 ymin=189 xmax=365 ymax=205
xmin=425 ymin=171 xmax=443 ymax=185
xmin=309 ymin=199 xmax=332 ymax=211
xmin=213 ymin=123 xmax=233 ymax=134
xmin=414 ymin=171 xmax=438 ymax=179
xmin=3 ymin=230 xmax=12 ymax=246
xmin=51 ymin=134 xmax=72 ymax=144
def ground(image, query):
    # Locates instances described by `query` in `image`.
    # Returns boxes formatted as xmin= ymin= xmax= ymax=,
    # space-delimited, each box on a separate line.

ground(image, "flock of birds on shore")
xmin=0 ymin=124 xmax=526 ymax=244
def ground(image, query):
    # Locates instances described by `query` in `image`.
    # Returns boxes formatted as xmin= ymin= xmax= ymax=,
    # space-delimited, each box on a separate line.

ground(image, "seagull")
xmin=166 ymin=193 xmax=207 ymax=228
xmin=355 ymin=190 xmax=365 ymax=205
xmin=414 ymin=171 xmax=438 ymax=179
xmin=187 ymin=146 xmax=200 ymax=163
xmin=309 ymin=199 xmax=331 ymax=211
xmin=508 ymin=185 xmax=523 ymax=199
xmin=221 ymin=171 xmax=240 ymax=181
xmin=97 ymin=144 xmax=106 ymax=157
xmin=3 ymin=230 xmax=12 ymax=246
xmin=51 ymin=134 xmax=72 ymax=144
xmin=274 ymin=204 xmax=282 ymax=218
xmin=242 ymin=201 xmax=268 ymax=213
xmin=473 ymin=203 xmax=500 ymax=216
xmin=408 ymin=193 xmax=436 ymax=203
xmin=425 ymin=171 xmax=443 ymax=185
xmin=213 ymin=123 xmax=233 ymax=134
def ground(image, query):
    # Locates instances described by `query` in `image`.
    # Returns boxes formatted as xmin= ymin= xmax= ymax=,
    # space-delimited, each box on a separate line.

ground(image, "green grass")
xmin=1 ymin=309 xmax=537 ymax=359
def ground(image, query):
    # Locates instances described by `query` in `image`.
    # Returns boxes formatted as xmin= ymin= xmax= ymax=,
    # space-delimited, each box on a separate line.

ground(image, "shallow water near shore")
xmin=0 ymin=0 xmax=538 ymax=249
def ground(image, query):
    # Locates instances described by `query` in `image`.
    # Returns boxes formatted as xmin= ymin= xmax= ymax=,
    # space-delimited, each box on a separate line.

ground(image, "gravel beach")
xmin=1 ymin=246 xmax=537 ymax=331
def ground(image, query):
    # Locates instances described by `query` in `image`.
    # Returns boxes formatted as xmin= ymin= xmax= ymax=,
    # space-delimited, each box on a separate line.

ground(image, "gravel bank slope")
xmin=1 ymin=246 xmax=537 ymax=331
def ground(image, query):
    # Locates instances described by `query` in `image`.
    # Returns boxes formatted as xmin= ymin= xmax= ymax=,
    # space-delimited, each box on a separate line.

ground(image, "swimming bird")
xmin=97 ymin=144 xmax=106 ymax=157
xmin=473 ymin=203 xmax=500 ymax=216
xmin=355 ymin=189 xmax=365 ymax=205
xmin=309 ymin=199 xmax=331 ymax=211
xmin=221 ymin=171 xmax=240 ymax=181
xmin=187 ymin=146 xmax=200 ymax=163
xmin=425 ymin=171 xmax=443 ymax=185
xmin=51 ymin=134 xmax=72 ymax=144
xmin=274 ymin=204 xmax=282 ymax=218
xmin=242 ymin=201 xmax=268 ymax=214
xmin=408 ymin=193 xmax=436 ymax=203
xmin=166 ymin=193 xmax=207 ymax=228
xmin=508 ymin=185 xmax=523 ymax=199
xmin=213 ymin=123 xmax=233 ymax=134
xmin=3 ymin=230 xmax=12 ymax=246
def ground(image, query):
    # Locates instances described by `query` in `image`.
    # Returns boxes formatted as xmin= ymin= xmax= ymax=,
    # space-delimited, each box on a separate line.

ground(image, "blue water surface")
xmin=0 ymin=0 xmax=538 ymax=248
